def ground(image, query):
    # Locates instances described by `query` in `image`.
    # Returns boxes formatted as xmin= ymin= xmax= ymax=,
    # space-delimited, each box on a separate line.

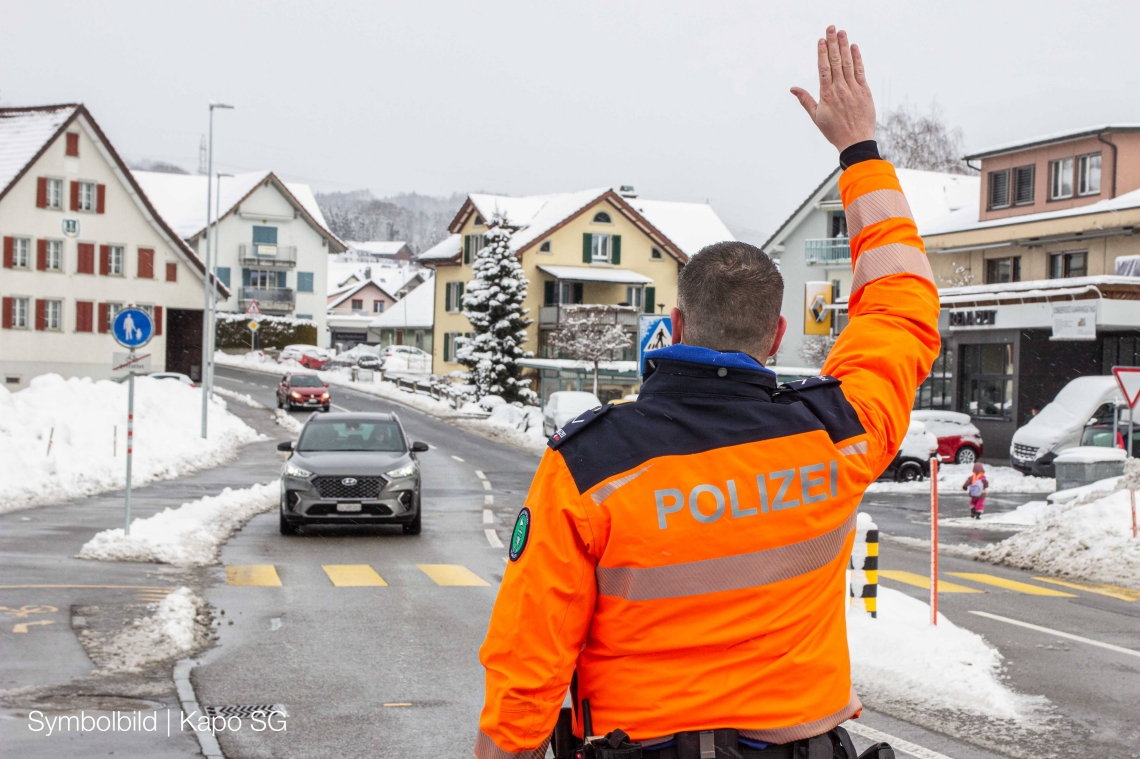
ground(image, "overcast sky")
xmin=4 ymin=1 xmax=1138 ymax=241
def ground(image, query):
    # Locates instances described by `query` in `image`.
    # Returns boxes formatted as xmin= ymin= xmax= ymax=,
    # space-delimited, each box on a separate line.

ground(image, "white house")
xmin=0 ymin=104 xmax=226 ymax=388
xmin=134 ymin=170 xmax=345 ymax=342
xmin=367 ymin=274 xmax=435 ymax=355
xmin=761 ymin=167 xmax=979 ymax=366
xmin=342 ymin=240 xmax=414 ymax=262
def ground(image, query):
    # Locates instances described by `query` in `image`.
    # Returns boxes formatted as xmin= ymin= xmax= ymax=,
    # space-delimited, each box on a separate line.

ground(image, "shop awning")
xmin=538 ymin=265 xmax=653 ymax=285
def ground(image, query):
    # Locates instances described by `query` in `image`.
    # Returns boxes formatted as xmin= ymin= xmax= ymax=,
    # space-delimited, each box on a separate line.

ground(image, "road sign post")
xmin=1113 ymin=366 xmax=1140 ymax=539
xmin=930 ymin=457 xmax=939 ymax=625
xmin=248 ymin=318 xmax=260 ymax=350
xmin=112 ymin=308 xmax=154 ymax=537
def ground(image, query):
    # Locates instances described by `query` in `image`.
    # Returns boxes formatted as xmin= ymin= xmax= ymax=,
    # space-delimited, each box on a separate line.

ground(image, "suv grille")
xmin=313 ymin=475 xmax=386 ymax=500
xmin=1012 ymin=444 xmax=1038 ymax=461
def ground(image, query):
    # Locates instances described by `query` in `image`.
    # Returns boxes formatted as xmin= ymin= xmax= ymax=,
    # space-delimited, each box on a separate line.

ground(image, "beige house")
xmin=418 ymin=187 xmax=733 ymax=387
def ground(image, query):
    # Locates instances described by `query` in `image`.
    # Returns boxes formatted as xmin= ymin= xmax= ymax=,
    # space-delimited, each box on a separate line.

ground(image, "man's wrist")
xmin=839 ymin=140 xmax=881 ymax=170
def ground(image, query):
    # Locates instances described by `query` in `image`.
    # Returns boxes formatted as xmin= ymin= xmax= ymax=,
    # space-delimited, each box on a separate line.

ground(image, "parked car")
xmin=277 ymin=373 xmax=331 ymax=412
xmin=149 ymin=372 xmax=195 ymax=387
xmin=911 ymin=410 xmax=984 ymax=464
xmin=1010 ymin=376 xmax=1124 ymax=477
xmin=280 ymin=344 xmax=332 ymax=370
xmin=277 ymin=412 xmax=429 ymax=535
xmin=1078 ymin=422 xmax=1140 ymax=451
xmin=879 ymin=420 xmax=939 ymax=481
xmin=543 ymin=391 xmax=602 ymax=437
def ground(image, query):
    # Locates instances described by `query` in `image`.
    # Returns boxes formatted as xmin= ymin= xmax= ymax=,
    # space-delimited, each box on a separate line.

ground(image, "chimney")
xmin=619 ymin=185 xmax=637 ymax=198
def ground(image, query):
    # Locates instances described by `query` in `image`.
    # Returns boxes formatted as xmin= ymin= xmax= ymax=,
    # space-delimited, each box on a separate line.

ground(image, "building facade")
xmin=0 ymin=104 xmax=224 ymax=388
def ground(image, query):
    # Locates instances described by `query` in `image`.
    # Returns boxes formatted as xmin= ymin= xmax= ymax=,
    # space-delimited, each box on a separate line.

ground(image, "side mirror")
xmin=411 ymin=441 xmax=430 ymax=453
xmin=324 ymin=382 xmax=329 ymax=388
xmin=276 ymin=441 xmax=294 ymax=452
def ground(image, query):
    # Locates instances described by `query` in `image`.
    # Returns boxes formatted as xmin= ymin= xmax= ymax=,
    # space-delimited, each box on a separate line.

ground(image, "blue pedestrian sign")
xmin=638 ymin=313 xmax=673 ymax=374
xmin=112 ymin=307 xmax=154 ymax=350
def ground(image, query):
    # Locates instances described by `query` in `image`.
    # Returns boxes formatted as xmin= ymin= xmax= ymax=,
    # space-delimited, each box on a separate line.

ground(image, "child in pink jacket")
xmin=963 ymin=462 xmax=988 ymax=519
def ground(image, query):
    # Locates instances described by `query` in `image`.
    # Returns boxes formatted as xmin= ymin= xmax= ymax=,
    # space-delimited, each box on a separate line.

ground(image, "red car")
xmin=277 ymin=373 xmax=331 ymax=412
xmin=911 ymin=410 xmax=984 ymax=464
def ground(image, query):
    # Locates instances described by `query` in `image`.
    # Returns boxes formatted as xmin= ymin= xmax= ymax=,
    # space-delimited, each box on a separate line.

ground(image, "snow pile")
xmin=79 ymin=482 xmax=279 ymax=566
xmin=486 ymin=403 xmax=545 ymax=442
xmin=382 ymin=353 xmax=432 ymax=374
xmin=213 ymin=386 xmax=265 ymax=408
xmin=977 ymin=462 xmax=1140 ymax=588
xmin=274 ymin=409 xmax=304 ymax=435
xmin=0 ymin=374 xmax=262 ymax=514
xmin=868 ymin=463 xmax=1054 ymax=494
xmin=848 ymin=586 xmax=1038 ymax=720
xmin=1054 ymin=446 xmax=1127 ymax=464
xmin=218 ymin=350 xmax=304 ymax=372
xmin=80 ymin=587 xmax=212 ymax=673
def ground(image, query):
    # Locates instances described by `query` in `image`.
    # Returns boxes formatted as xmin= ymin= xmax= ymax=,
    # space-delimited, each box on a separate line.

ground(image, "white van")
xmin=1009 ymin=376 xmax=1126 ymax=477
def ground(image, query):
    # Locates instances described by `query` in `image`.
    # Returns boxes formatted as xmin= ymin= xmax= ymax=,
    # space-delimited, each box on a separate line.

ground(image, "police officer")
xmin=476 ymin=25 xmax=939 ymax=759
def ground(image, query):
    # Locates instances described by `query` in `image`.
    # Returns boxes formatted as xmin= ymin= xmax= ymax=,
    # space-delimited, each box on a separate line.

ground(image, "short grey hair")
xmin=677 ymin=242 xmax=784 ymax=358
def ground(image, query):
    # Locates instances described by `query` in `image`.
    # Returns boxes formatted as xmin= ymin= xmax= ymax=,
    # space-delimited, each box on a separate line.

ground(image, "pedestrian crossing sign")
xmin=638 ymin=314 xmax=672 ymax=374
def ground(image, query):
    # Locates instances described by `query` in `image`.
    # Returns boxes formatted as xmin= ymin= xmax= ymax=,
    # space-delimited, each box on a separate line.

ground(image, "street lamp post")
xmin=206 ymin=173 xmax=233 ymax=402
xmin=200 ymin=102 xmax=233 ymax=439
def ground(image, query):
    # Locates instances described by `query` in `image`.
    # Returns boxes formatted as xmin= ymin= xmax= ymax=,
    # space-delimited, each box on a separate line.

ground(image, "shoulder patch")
xmin=548 ymin=404 xmax=612 ymax=449
xmin=776 ymin=374 xmax=840 ymax=393
xmin=509 ymin=507 xmax=531 ymax=561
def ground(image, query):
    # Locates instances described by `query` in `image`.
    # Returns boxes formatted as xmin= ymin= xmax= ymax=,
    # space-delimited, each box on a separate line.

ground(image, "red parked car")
xmin=277 ymin=373 xmax=331 ymax=412
xmin=911 ymin=410 xmax=984 ymax=464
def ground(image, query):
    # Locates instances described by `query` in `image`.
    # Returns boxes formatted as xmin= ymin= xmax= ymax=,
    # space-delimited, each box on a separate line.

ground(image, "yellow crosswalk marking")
xmin=879 ymin=570 xmax=984 ymax=593
xmin=1032 ymin=577 xmax=1140 ymax=602
xmin=322 ymin=565 xmax=388 ymax=587
xmin=417 ymin=564 xmax=490 ymax=587
xmin=948 ymin=573 xmax=1075 ymax=596
xmin=226 ymin=565 xmax=282 ymax=587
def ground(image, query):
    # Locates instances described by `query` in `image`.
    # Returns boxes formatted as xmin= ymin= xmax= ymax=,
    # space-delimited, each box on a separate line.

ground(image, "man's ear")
xmin=767 ymin=315 xmax=788 ymax=358
xmin=670 ymin=307 xmax=684 ymax=345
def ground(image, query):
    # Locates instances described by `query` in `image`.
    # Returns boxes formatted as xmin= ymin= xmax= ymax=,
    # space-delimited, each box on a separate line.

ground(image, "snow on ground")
xmin=849 ymin=586 xmax=1042 ymax=720
xmin=977 ymin=462 xmax=1140 ymax=588
xmin=867 ymin=463 xmax=1054 ymax=494
xmin=80 ymin=587 xmax=212 ymax=673
xmin=0 ymin=374 xmax=263 ymax=514
xmin=79 ymin=482 xmax=279 ymax=566
xmin=274 ymin=409 xmax=305 ymax=435
xmin=213 ymin=386 xmax=265 ymax=408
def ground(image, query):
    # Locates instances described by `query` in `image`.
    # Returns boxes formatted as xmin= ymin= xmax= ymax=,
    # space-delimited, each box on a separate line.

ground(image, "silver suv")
xmin=277 ymin=412 xmax=428 ymax=535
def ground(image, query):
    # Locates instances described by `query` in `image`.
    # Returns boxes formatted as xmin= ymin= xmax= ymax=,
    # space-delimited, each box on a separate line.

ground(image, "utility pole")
xmin=200 ymin=102 xmax=234 ymax=439
xmin=207 ymin=173 xmax=233 ymax=401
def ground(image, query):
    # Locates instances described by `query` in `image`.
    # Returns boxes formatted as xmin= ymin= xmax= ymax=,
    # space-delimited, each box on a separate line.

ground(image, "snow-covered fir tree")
xmin=548 ymin=305 xmax=634 ymax=396
xmin=456 ymin=214 xmax=536 ymax=403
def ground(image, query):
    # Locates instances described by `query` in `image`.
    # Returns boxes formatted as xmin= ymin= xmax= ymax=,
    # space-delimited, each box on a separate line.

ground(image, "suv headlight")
xmin=387 ymin=461 xmax=418 ymax=479
xmin=285 ymin=463 xmax=312 ymax=478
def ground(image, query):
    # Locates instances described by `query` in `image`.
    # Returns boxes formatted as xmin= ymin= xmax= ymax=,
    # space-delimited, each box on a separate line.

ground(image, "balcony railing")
xmin=804 ymin=238 xmax=851 ymax=266
xmin=238 ymin=244 xmax=298 ymax=267
xmin=239 ymin=287 xmax=295 ymax=308
xmin=538 ymin=305 xmax=641 ymax=328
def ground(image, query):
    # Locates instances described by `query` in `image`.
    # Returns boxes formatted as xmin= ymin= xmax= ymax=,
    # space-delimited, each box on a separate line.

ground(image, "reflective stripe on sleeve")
xmin=474 ymin=730 xmax=551 ymax=759
xmin=850 ymin=243 xmax=933 ymax=294
xmin=738 ymin=687 xmax=863 ymax=744
xmin=591 ymin=466 xmax=651 ymax=505
xmin=844 ymin=189 xmax=913 ymax=239
xmin=596 ymin=511 xmax=858 ymax=601
xmin=838 ymin=441 xmax=868 ymax=456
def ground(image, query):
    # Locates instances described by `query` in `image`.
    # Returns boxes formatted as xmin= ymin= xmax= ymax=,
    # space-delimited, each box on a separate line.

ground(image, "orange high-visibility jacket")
xmin=475 ymin=160 xmax=940 ymax=758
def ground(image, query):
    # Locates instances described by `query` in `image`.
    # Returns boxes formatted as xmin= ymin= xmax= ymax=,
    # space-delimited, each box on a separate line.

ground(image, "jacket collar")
xmin=641 ymin=344 xmax=778 ymax=393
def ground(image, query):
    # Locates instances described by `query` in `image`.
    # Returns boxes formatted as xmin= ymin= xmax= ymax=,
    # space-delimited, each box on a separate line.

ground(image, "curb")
xmin=174 ymin=658 xmax=225 ymax=759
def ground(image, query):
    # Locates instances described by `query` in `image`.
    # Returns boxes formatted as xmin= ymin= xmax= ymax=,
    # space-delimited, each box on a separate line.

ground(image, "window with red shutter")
xmin=2 ymin=237 xmax=12 ymax=269
xmin=70 ymin=181 xmax=79 ymax=211
xmin=99 ymin=245 xmax=110 ymax=276
xmin=35 ymin=300 xmax=46 ymax=331
xmin=1 ymin=297 xmax=12 ymax=329
xmin=138 ymin=248 xmax=154 ymax=279
xmin=98 ymin=303 xmax=110 ymax=333
xmin=96 ymin=184 xmax=106 ymax=214
xmin=36 ymin=177 xmax=48 ymax=208
xmin=65 ymin=132 xmax=79 ymax=157
xmin=154 ymin=306 xmax=163 ymax=336
xmin=76 ymin=301 xmax=93 ymax=332
xmin=166 ymin=262 xmax=178 ymax=282
xmin=77 ymin=243 xmax=95 ymax=274
xmin=36 ymin=239 xmax=47 ymax=270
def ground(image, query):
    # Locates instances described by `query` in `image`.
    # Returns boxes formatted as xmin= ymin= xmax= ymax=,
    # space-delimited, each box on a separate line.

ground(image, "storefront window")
xmin=914 ymin=345 xmax=953 ymax=410
xmin=1102 ymin=333 xmax=1140 ymax=373
xmin=960 ymin=343 xmax=1014 ymax=418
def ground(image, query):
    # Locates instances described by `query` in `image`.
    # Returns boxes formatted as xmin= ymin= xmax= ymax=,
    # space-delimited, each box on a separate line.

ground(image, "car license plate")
xmin=337 ymin=502 xmax=362 ymax=513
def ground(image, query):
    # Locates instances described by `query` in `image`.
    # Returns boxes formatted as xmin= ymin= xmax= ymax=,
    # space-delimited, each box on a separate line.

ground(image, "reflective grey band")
xmin=844 ymin=189 xmax=913 ymax=238
xmin=838 ymin=441 xmax=868 ymax=456
xmin=592 ymin=466 xmax=651 ymax=505
xmin=851 ymin=243 xmax=933 ymax=294
xmin=474 ymin=729 xmax=551 ymax=759
xmin=739 ymin=687 xmax=863 ymax=744
xmin=596 ymin=510 xmax=858 ymax=601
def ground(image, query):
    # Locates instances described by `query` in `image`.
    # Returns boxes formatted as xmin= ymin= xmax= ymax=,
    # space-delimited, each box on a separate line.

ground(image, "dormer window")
xmin=592 ymin=211 xmax=612 ymax=224
xmin=539 ymin=241 xmax=552 ymax=253
xmin=474 ymin=215 xmax=485 ymax=227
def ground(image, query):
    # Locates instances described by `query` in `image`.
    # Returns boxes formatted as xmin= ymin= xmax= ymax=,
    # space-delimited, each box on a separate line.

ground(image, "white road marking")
xmin=269 ymin=617 xmax=282 ymax=631
xmin=969 ymin=611 xmax=1140 ymax=659
xmin=474 ymin=470 xmax=486 ymax=480
xmin=331 ymin=404 xmax=350 ymax=412
xmin=451 ymin=455 xmax=465 ymax=462
xmin=842 ymin=721 xmax=954 ymax=759
xmin=482 ymin=480 xmax=492 ymax=491
xmin=223 ymin=378 xmax=245 ymax=384
xmin=483 ymin=509 xmax=494 ymax=524
xmin=484 ymin=529 xmax=504 ymax=548
xmin=484 ymin=495 xmax=493 ymax=506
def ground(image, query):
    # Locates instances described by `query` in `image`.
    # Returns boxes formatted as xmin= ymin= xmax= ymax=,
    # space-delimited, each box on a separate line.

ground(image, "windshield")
xmin=298 ymin=420 xmax=406 ymax=452
xmin=291 ymin=375 xmax=324 ymax=387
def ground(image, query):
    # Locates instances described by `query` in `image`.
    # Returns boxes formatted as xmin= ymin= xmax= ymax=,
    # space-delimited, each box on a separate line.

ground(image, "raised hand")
xmin=791 ymin=26 xmax=877 ymax=153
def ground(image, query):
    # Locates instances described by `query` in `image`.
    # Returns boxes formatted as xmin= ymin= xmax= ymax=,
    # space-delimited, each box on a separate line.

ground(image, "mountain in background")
xmin=317 ymin=190 xmax=466 ymax=253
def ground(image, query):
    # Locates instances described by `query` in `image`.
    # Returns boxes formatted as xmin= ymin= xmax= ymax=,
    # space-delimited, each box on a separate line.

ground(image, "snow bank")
xmin=79 ymin=482 xmax=279 ymax=566
xmin=1054 ymin=445 xmax=1127 ymax=464
xmin=80 ymin=587 xmax=212 ymax=673
xmin=382 ymin=353 xmax=431 ymax=374
xmin=213 ymin=386 xmax=265 ymax=408
xmin=868 ymin=463 xmax=1054 ymax=494
xmin=849 ymin=586 xmax=1038 ymax=720
xmin=0 ymin=374 xmax=262 ymax=514
xmin=274 ymin=409 xmax=304 ymax=435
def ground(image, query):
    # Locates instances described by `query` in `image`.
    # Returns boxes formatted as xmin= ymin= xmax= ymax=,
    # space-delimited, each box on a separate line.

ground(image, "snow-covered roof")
xmin=626 ymin=198 xmax=734 ymax=257
xmin=346 ymin=240 xmax=410 ymax=256
xmin=417 ymin=233 xmax=462 ymax=261
xmin=328 ymin=279 xmax=395 ymax=309
xmin=965 ymin=125 xmax=1140 ymax=160
xmin=537 ymin=264 xmax=653 ymax=284
xmin=133 ymin=170 xmax=340 ymax=247
xmin=369 ymin=277 xmax=435 ymax=329
xmin=922 ymin=185 xmax=1140 ymax=237
xmin=327 ymin=261 xmax=421 ymax=297
xmin=0 ymin=104 xmax=77 ymax=198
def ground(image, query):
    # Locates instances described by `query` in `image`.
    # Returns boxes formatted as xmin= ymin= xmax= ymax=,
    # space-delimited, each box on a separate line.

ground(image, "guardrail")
xmin=239 ymin=244 xmax=298 ymax=266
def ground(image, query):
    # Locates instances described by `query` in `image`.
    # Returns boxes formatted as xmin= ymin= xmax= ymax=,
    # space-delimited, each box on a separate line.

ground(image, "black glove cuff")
xmin=839 ymin=140 xmax=881 ymax=169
